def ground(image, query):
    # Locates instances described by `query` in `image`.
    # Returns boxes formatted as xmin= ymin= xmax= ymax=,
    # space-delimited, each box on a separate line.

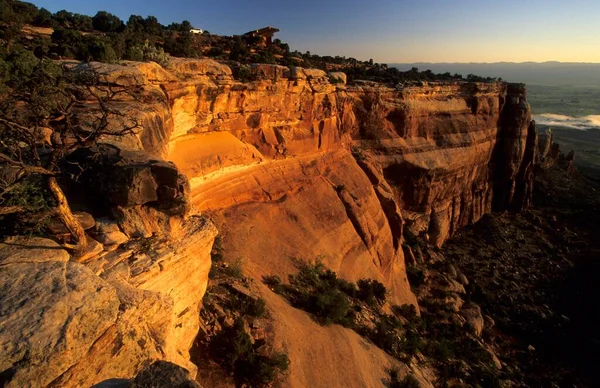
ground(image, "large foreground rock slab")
xmin=0 ymin=238 xmax=119 ymax=387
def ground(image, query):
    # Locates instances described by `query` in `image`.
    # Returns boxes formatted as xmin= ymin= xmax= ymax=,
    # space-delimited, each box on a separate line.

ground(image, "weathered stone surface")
xmin=67 ymin=144 xmax=189 ymax=208
xmin=76 ymin=236 xmax=105 ymax=263
xmin=95 ymin=230 xmax=129 ymax=246
xmin=0 ymin=215 xmax=217 ymax=387
xmin=0 ymin=238 xmax=119 ymax=388
xmin=250 ymin=63 xmax=289 ymax=80
xmin=461 ymin=302 xmax=485 ymax=337
xmin=17 ymin=59 xmax=536 ymax=387
xmin=0 ymin=236 xmax=69 ymax=264
xmin=130 ymin=361 xmax=202 ymax=388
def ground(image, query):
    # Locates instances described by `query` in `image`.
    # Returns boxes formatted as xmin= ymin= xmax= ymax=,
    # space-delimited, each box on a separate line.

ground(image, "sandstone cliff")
xmin=1 ymin=58 xmax=536 ymax=387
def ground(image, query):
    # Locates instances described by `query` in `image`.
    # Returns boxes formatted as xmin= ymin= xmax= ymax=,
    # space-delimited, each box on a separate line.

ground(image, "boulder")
xmin=67 ymin=144 xmax=189 ymax=208
xmin=447 ymin=264 xmax=458 ymax=279
xmin=444 ymin=293 xmax=464 ymax=312
xmin=65 ymin=144 xmax=190 ymax=236
xmin=461 ymin=303 xmax=485 ymax=337
xmin=95 ymin=231 xmax=129 ymax=247
xmin=92 ymin=218 xmax=129 ymax=247
xmin=456 ymin=271 xmax=469 ymax=286
xmin=303 ymin=68 xmax=327 ymax=79
xmin=76 ymin=236 xmax=105 ymax=263
xmin=130 ymin=361 xmax=201 ymax=388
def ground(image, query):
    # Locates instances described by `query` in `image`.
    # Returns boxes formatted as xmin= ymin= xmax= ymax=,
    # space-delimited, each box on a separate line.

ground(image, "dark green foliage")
xmin=51 ymin=28 xmax=84 ymax=57
xmin=388 ymin=368 xmax=420 ymax=388
xmin=33 ymin=8 xmax=54 ymax=27
xmin=337 ymin=278 xmax=358 ymax=298
xmin=229 ymin=37 xmax=249 ymax=62
xmin=210 ymin=318 xmax=289 ymax=387
xmin=0 ymin=0 xmax=37 ymax=24
xmin=163 ymin=31 xmax=196 ymax=58
xmin=262 ymin=275 xmax=283 ymax=293
xmin=234 ymin=351 xmax=290 ymax=387
xmin=266 ymin=262 xmax=357 ymax=326
xmin=166 ymin=20 xmax=192 ymax=33
xmin=210 ymin=318 xmax=253 ymax=369
xmin=264 ymin=262 xmax=392 ymax=329
xmin=206 ymin=46 xmax=224 ymax=57
xmin=393 ymin=304 xmax=418 ymax=321
xmin=92 ymin=11 xmax=123 ymax=33
xmin=406 ymin=266 xmax=426 ymax=288
xmin=239 ymin=297 xmax=267 ymax=318
xmin=222 ymin=259 xmax=244 ymax=279
xmin=369 ymin=314 xmax=402 ymax=354
xmin=357 ymin=279 xmax=387 ymax=305
xmin=232 ymin=64 xmax=254 ymax=82
xmin=84 ymin=35 xmax=118 ymax=63
xmin=0 ymin=180 xmax=55 ymax=237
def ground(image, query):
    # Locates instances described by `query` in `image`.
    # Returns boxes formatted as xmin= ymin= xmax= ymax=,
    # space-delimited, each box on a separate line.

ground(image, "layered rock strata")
xmin=0 ymin=218 xmax=217 ymax=388
xmin=1 ymin=58 xmax=537 ymax=387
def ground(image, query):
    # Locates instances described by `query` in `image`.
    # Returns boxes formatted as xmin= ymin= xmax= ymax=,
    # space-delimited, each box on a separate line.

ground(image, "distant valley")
xmin=392 ymin=62 xmax=600 ymax=86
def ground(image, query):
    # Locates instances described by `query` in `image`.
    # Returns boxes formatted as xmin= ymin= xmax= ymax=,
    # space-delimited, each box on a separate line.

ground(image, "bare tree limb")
xmin=0 ymin=206 xmax=25 ymax=215
xmin=0 ymin=153 xmax=56 ymax=176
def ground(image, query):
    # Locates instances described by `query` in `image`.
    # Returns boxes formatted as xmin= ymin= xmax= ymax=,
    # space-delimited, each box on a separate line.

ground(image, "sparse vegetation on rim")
xmin=1 ymin=0 xmax=499 ymax=86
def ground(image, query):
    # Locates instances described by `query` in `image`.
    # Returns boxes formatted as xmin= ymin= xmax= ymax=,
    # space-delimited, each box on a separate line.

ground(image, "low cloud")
xmin=533 ymin=113 xmax=600 ymax=130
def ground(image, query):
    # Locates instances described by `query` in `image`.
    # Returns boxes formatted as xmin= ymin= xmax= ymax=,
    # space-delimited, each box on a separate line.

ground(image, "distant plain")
xmin=528 ymin=84 xmax=600 ymax=177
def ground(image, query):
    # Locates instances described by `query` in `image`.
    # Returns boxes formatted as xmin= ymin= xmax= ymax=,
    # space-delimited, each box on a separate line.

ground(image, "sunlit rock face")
xmin=90 ymin=57 xmax=534 ymax=301
xmin=56 ymin=59 xmax=534 ymax=386
xmin=0 ymin=219 xmax=217 ymax=388
xmin=343 ymin=82 xmax=534 ymax=247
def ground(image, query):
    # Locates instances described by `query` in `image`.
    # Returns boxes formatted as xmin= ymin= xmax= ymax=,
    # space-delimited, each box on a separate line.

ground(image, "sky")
xmin=29 ymin=0 xmax=600 ymax=63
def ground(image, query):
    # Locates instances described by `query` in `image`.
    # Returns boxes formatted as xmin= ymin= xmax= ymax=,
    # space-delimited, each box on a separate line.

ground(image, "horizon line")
xmin=388 ymin=61 xmax=600 ymax=65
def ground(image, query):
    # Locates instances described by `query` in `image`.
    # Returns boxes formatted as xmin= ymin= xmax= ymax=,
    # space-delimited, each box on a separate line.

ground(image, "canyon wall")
xmin=1 ymin=58 xmax=536 ymax=387
xmin=97 ymin=58 xmax=533 ymax=385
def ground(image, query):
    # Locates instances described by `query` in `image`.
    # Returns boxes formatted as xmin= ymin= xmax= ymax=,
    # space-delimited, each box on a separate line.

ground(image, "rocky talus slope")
xmin=1 ymin=59 xmax=538 ymax=387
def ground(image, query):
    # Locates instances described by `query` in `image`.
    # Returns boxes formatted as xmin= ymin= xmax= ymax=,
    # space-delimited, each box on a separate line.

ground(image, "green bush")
xmin=233 ymin=64 xmax=253 ymax=82
xmin=267 ymin=262 xmax=357 ymax=327
xmin=210 ymin=317 xmax=289 ymax=387
xmin=127 ymin=42 xmax=170 ymax=67
xmin=406 ymin=266 xmax=426 ymax=288
xmin=210 ymin=318 xmax=253 ymax=369
xmin=142 ymin=44 xmax=170 ymax=67
xmin=389 ymin=368 xmax=420 ymax=388
xmin=234 ymin=351 xmax=289 ymax=387
xmin=239 ymin=297 xmax=267 ymax=318
xmin=0 ymin=180 xmax=55 ymax=238
xmin=357 ymin=279 xmax=387 ymax=305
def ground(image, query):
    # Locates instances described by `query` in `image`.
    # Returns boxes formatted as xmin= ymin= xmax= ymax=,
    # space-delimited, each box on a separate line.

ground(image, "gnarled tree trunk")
xmin=47 ymin=176 xmax=87 ymax=255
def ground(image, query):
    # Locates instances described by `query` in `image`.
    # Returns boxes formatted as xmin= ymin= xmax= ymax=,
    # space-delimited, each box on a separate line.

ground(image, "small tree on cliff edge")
xmin=0 ymin=52 xmax=140 ymax=255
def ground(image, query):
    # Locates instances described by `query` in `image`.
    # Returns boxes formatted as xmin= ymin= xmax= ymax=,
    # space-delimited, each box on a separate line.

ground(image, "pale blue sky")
xmin=29 ymin=0 xmax=600 ymax=63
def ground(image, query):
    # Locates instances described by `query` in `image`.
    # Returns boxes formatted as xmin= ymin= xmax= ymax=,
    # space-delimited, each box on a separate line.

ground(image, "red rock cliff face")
xmin=63 ymin=59 xmax=536 ymax=387
xmin=93 ymin=58 xmax=535 ymax=296
xmin=342 ymin=82 xmax=535 ymax=247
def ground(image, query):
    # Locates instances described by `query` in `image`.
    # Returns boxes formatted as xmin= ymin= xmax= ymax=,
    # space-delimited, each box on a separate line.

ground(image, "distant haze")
xmin=392 ymin=62 xmax=600 ymax=86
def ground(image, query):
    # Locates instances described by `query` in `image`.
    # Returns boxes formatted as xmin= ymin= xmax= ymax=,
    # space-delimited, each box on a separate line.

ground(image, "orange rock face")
xmin=92 ymin=58 xmax=535 ymax=300
xmin=83 ymin=59 xmax=536 ymax=386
